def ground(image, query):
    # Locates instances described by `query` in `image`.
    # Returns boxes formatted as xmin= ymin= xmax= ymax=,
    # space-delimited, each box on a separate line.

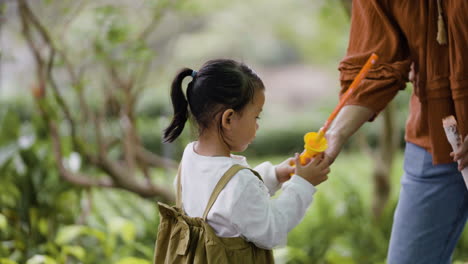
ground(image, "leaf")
xmin=108 ymin=217 xmax=136 ymax=243
xmin=94 ymin=5 xmax=119 ymax=17
xmin=133 ymin=241 xmax=154 ymax=258
xmin=115 ymin=257 xmax=151 ymax=264
xmin=125 ymin=42 xmax=154 ymax=61
xmin=25 ymin=255 xmax=57 ymax=264
xmin=107 ymin=24 xmax=129 ymax=44
xmin=38 ymin=218 xmax=49 ymax=236
xmin=324 ymin=238 xmax=355 ymax=264
xmin=55 ymin=225 xmax=86 ymax=245
xmin=56 ymin=225 xmax=107 ymax=247
xmin=17 ymin=134 xmax=35 ymax=149
xmin=13 ymin=154 xmax=26 ymax=175
xmin=0 ymin=213 xmax=7 ymax=230
xmin=61 ymin=245 xmax=86 ymax=261
xmin=282 ymin=246 xmax=309 ymax=263
xmin=69 ymin=152 xmax=81 ymax=172
xmin=0 ymin=180 xmax=20 ymax=206
xmin=83 ymin=228 xmax=107 ymax=243
xmin=0 ymin=143 xmax=18 ymax=169
xmin=0 ymin=258 xmax=19 ymax=264
xmin=0 ymin=109 xmax=20 ymax=145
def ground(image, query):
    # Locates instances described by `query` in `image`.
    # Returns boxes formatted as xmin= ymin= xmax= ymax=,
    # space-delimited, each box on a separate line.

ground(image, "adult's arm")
xmin=326 ymin=0 xmax=412 ymax=162
xmin=325 ymin=105 xmax=374 ymax=163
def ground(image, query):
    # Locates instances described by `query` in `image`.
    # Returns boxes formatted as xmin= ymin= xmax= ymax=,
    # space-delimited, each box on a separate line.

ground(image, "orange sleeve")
xmin=339 ymin=0 xmax=412 ymax=120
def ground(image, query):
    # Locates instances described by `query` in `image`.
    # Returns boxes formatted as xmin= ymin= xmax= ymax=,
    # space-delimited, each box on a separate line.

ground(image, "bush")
xmin=0 ymin=107 xmax=158 ymax=263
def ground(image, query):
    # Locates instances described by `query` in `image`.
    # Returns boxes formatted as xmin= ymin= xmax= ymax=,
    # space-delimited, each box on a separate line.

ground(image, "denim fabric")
xmin=387 ymin=142 xmax=468 ymax=264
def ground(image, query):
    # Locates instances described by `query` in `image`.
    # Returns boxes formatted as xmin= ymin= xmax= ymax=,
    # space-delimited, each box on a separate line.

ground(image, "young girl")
xmin=160 ymin=59 xmax=329 ymax=261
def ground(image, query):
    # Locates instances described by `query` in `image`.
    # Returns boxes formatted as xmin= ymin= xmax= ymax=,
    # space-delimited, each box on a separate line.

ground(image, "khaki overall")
xmin=153 ymin=164 xmax=275 ymax=264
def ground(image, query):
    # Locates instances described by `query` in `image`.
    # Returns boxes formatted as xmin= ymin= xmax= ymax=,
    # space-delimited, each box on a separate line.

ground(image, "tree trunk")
xmin=372 ymin=106 xmax=395 ymax=218
xmin=340 ymin=0 xmax=352 ymax=17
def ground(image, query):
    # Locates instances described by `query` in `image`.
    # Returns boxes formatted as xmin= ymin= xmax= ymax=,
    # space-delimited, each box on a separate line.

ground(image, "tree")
xmin=15 ymin=0 xmax=194 ymax=202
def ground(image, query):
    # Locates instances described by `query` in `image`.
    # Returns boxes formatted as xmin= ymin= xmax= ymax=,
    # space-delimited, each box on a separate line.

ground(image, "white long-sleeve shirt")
xmin=178 ymin=142 xmax=316 ymax=249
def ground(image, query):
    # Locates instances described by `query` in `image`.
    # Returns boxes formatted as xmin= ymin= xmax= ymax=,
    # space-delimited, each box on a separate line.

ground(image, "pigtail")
xmin=163 ymin=68 xmax=193 ymax=142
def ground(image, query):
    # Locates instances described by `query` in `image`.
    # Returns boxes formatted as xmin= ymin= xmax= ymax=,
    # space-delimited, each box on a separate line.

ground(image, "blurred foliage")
xmin=251 ymin=153 xmax=468 ymax=264
xmin=283 ymin=159 xmax=398 ymax=264
xmin=0 ymin=105 xmax=158 ymax=263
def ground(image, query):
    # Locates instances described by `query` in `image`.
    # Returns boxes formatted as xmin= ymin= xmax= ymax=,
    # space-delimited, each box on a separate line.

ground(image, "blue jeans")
xmin=387 ymin=142 xmax=468 ymax=264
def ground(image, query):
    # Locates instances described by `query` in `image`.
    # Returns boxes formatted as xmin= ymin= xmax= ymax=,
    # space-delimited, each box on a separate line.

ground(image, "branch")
xmin=121 ymin=114 xmax=137 ymax=175
xmin=18 ymin=0 xmax=52 ymax=44
xmin=131 ymin=57 xmax=153 ymax=98
xmin=99 ymin=157 xmax=175 ymax=201
xmin=137 ymin=1 xmax=167 ymax=41
xmin=90 ymin=103 xmax=168 ymax=198
xmin=57 ymin=1 xmax=87 ymax=37
xmin=93 ymin=110 xmax=107 ymax=157
xmin=94 ymin=98 xmax=175 ymax=200
xmin=50 ymin=122 xmax=115 ymax=188
xmin=52 ymin=120 xmax=175 ymax=202
xmin=77 ymin=189 xmax=93 ymax=225
xmin=380 ymin=105 xmax=396 ymax=164
xmin=18 ymin=0 xmax=88 ymax=155
xmin=20 ymin=0 xmax=91 ymax=124
xmin=105 ymin=63 xmax=140 ymax=175
xmin=356 ymin=130 xmax=377 ymax=163
xmin=18 ymin=1 xmax=44 ymax=81
xmin=137 ymin=147 xmax=178 ymax=169
xmin=19 ymin=0 xmax=176 ymax=202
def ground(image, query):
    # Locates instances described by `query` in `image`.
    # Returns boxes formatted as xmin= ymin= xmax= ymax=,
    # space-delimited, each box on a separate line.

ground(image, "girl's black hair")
xmin=163 ymin=59 xmax=264 ymax=143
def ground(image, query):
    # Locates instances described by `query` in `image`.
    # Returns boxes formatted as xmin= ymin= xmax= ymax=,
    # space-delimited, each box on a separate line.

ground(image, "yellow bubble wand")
xmin=297 ymin=53 xmax=379 ymax=165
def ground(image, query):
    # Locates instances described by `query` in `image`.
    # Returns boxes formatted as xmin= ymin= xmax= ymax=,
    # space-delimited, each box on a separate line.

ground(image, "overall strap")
xmin=202 ymin=164 xmax=262 ymax=221
xmin=175 ymin=166 xmax=182 ymax=208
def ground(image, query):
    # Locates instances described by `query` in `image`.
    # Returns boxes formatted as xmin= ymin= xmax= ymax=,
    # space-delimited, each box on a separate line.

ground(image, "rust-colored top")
xmin=339 ymin=0 xmax=468 ymax=164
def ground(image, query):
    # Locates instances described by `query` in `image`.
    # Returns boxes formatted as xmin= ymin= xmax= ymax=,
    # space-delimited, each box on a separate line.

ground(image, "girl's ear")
xmin=221 ymin=109 xmax=235 ymax=130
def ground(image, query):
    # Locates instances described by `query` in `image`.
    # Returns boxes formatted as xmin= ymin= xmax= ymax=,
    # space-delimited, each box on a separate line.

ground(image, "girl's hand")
xmin=451 ymin=135 xmax=468 ymax=171
xmin=275 ymin=158 xmax=295 ymax=183
xmin=294 ymin=153 xmax=330 ymax=186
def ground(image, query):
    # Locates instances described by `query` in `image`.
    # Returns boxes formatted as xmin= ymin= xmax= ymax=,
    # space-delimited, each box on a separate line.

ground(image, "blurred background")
xmin=0 ymin=0 xmax=467 ymax=263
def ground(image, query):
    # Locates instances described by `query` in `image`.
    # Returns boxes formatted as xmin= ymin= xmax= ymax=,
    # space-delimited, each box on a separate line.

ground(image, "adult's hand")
xmin=451 ymin=135 xmax=468 ymax=171
xmin=323 ymin=105 xmax=375 ymax=165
